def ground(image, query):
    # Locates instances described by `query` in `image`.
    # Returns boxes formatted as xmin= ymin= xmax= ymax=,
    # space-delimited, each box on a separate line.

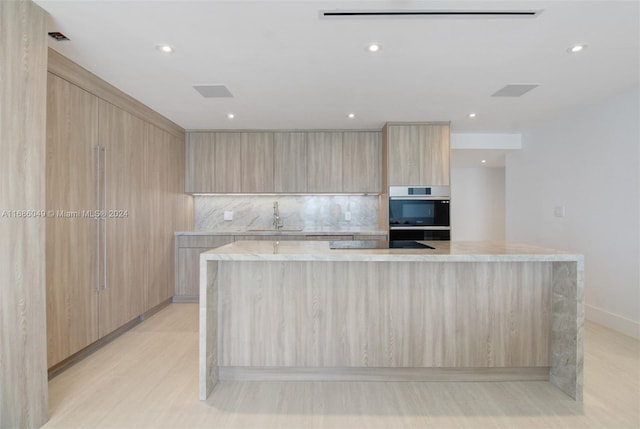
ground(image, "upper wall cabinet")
xmin=274 ymin=132 xmax=307 ymax=193
xmin=242 ymin=132 xmax=274 ymax=193
xmin=307 ymin=132 xmax=343 ymax=193
xmin=186 ymin=132 xmax=242 ymax=193
xmin=342 ymin=131 xmax=381 ymax=193
xmin=186 ymin=130 xmax=383 ymax=194
xmin=383 ymin=122 xmax=450 ymax=187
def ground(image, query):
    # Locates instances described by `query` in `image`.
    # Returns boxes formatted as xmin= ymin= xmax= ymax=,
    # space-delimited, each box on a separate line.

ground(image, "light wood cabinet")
xmin=186 ymin=132 xmax=242 ymax=193
xmin=143 ymin=124 xmax=177 ymax=309
xmin=46 ymin=73 xmax=100 ymax=367
xmin=342 ymin=131 xmax=381 ymax=193
xmin=99 ymin=100 xmax=146 ymax=338
xmin=274 ymin=132 xmax=307 ymax=193
xmin=185 ymin=133 xmax=215 ymax=192
xmin=45 ymin=53 xmax=191 ymax=369
xmin=384 ymin=123 xmax=450 ymax=186
xmin=186 ymin=130 xmax=382 ymax=194
xmin=175 ymin=235 xmax=235 ymax=300
xmin=307 ymin=132 xmax=343 ymax=192
xmin=242 ymin=132 xmax=274 ymax=192
xmin=213 ymin=133 xmax=242 ymax=192
xmin=175 ymin=234 xmax=364 ymax=301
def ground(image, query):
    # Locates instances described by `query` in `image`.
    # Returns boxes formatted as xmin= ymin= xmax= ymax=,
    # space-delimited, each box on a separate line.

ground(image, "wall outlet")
xmin=223 ymin=211 xmax=233 ymax=221
xmin=554 ymin=206 xmax=565 ymax=218
xmin=345 ymin=211 xmax=351 ymax=221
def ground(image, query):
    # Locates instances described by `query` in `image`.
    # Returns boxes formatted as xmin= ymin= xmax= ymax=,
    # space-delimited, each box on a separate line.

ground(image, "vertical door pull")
xmin=101 ymin=146 xmax=107 ymax=291
xmin=94 ymin=145 xmax=101 ymax=293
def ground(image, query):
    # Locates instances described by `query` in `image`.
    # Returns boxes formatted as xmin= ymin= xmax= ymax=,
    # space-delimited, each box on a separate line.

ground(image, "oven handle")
xmin=390 ymin=226 xmax=451 ymax=231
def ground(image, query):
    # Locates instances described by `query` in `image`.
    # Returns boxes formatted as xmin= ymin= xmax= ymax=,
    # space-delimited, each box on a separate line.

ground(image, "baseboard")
xmin=48 ymin=298 xmax=173 ymax=379
xmin=586 ymin=304 xmax=640 ymax=340
xmin=139 ymin=298 xmax=173 ymax=320
xmin=218 ymin=366 xmax=550 ymax=382
xmin=48 ymin=316 xmax=142 ymax=380
xmin=172 ymin=295 xmax=199 ymax=303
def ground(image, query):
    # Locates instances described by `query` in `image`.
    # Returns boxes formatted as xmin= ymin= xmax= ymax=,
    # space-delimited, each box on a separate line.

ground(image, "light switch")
xmin=345 ymin=211 xmax=351 ymax=221
xmin=554 ymin=206 xmax=565 ymax=218
xmin=223 ymin=211 xmax=233 ymax=221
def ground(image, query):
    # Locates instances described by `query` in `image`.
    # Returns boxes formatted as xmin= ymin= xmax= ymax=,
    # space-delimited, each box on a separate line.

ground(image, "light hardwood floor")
xmin=43 ymin=303 xmax=639 ymax=429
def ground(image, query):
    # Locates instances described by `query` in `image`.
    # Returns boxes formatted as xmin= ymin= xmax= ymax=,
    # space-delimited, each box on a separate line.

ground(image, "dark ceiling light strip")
xmin=321 ymin=10 xmax=540 ymax=18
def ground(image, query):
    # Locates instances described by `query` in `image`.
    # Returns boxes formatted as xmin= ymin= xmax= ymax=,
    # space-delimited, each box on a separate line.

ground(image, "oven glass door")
xmin=389 ymin=199 xmax=450 ymax=226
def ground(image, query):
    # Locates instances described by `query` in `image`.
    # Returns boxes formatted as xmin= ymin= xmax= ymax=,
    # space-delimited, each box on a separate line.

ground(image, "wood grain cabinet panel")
xmin=342 ymin=131 xmax=381 ymax=193
xmin=187 ymin=130 xmax=383 ymax=194
xmin=174 ymin=236 xmax=235 ymax=300
xmin=2 ymin=2 xmax=49 ymax=426
xmin=46 ymin=58 xmax=190 ymax=368
xmin=185 ymin=132 xmax=242 ymax=193
xmin=143 ymin=125 xmax=171 ymax=309
xmin=386 ymin=125 xmax=421 ymax=186
xmin=419 ymin=124 xmax=450 ymax=186
xmin=307 ymin=132 xmax=343 ymax=192
xmin=46 ymin=73 xmax=100 ymax=367
xmin=385 ymin=123 xmax=450 ymax=186
xmin=214 ymin=133 xmax=242 ymax=192
xmin=274 ymin=132 xmax=307 ymax=193
xmin=175 ymin=234 xmax=357 ymax=300
xmin=99 ymin=100 xmax=146 ymax=338
xmin=185 ymin=133 xmax=215 ymax=193
xmin=242 ymin=132 xmax=274 ymax=193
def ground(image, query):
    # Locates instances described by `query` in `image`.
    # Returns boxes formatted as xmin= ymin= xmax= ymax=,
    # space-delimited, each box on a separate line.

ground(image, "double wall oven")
xmin=389 ymin=186 xmax=451 ymax=241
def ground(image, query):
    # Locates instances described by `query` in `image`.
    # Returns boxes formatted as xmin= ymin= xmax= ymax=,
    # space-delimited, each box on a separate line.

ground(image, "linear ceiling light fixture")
xmin=320 ymin=10 xmax=542 ymax=18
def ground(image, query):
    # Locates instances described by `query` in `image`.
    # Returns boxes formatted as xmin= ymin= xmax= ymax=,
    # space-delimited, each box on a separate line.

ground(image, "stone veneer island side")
xmin=199 ymin=241 xmax=583 ymax=401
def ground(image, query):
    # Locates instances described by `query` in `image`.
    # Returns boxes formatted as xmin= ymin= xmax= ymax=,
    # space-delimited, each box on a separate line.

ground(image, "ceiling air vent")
xmin=492 ymin=84 xmax=539 ymax=97
xmin=193 ymin=85 xmax=233 ymax=98
xmin=48 ymin=32 xmax=70 ymax=41
xmin=320 ymin=10 xmax=541 ymax=18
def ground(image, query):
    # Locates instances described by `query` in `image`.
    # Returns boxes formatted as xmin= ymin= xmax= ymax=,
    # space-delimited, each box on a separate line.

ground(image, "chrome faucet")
xmin=273 ymin=201 xmax=283 ymax=230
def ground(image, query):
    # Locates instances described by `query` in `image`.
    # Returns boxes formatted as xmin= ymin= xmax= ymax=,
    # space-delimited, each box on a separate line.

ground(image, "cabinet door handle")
xmin=94 ymin=145 xmax=102 ymax=293
xmin=101 ymin=146 xmax=107 ymax=291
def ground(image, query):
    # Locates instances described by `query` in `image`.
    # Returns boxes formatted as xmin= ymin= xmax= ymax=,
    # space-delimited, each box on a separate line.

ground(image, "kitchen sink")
xmin=246 ymin=227 xmax=304 ymax=232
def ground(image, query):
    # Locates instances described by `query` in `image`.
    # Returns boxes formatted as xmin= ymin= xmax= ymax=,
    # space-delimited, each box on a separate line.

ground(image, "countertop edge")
xmin=199 ymin=241 xmax=584 ymax=263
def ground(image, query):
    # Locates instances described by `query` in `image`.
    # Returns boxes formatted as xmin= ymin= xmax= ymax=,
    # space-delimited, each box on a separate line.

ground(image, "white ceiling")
xmin=35 ymin=0 xmax=639 ymax=136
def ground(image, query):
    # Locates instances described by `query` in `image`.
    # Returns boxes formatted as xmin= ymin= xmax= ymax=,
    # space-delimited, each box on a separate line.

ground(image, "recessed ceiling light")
xmin=481 ymin=159 xmax=487 ymax=164
xmin=469 ymin=113 xmax=477 ymax=118
xmin=567 ymin=44 xmax=587 ymax=53
xmin=156 ymin=44 xmax=174 ymax=54
xmin=367 ymin=43 xmax=381 ymax=53
xmin=347 ymin=113 xmax=355 ymax=118
xmin=227 ymin=113 xmax=235 ymax=119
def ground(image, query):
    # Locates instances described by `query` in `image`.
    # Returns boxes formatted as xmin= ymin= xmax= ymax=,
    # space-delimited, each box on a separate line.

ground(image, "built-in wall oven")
xmin=389 ymin=186 xmax=451 ymax=241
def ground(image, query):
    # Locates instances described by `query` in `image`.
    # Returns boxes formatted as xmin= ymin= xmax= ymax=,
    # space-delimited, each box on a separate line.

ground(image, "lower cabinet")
xmin=174 ymin=234 xmax=385 ymax=301
xmin=175 ymin=236 xmax=235 ymax=301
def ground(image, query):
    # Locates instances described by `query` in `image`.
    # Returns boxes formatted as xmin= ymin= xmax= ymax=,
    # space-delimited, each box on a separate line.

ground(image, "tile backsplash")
xmin=194 ymin=195 xmax=379 ymax=230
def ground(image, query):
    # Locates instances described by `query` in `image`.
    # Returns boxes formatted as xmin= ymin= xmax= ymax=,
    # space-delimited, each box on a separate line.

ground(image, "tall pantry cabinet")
xmin=46 ymin=50 xmax=192 ymax=368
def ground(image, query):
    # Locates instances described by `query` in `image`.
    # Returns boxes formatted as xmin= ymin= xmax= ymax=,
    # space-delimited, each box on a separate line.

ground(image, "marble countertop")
xmin=201 ymin=240 xmax=583 ymax=263
xmin=176 ymin=227 xmax=388 ymax=236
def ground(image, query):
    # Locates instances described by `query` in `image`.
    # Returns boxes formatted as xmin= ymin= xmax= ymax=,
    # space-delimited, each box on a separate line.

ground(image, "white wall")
xmin=506 ymin=89 xmax=640 ymax=338
xmin=451 ymin=167 xmax=505 ymax=241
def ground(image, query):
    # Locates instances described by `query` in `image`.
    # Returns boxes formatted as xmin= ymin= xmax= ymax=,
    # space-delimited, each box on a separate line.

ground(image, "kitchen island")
xmin=199 ymin=241 xmax=583 ymax=401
